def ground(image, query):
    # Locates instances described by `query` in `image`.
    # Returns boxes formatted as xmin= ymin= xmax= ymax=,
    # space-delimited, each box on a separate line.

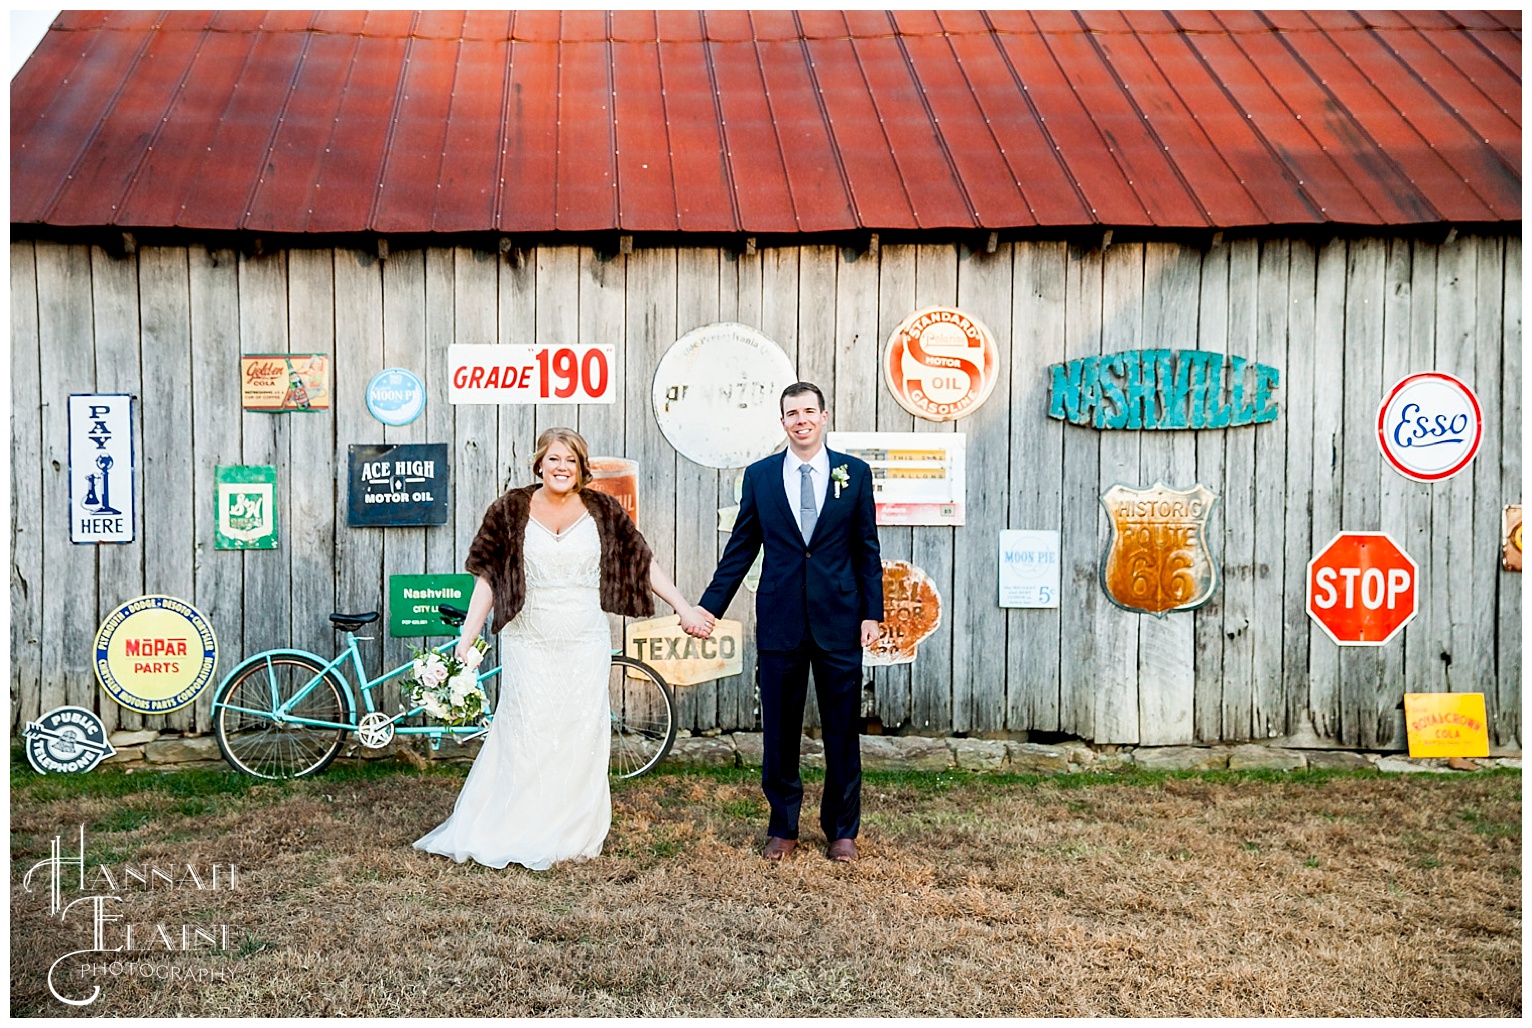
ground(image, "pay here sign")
xmin=448 ymin=344 xmax=615 ymax=404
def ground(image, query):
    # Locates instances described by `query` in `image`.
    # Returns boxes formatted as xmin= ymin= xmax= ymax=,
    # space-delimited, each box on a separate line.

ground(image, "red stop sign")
xmin=1307 ymin=532 xmax=1418 ymax=646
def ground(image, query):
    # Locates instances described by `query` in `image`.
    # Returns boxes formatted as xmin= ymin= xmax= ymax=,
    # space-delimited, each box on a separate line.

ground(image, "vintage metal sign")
xmin=389 ymin=574 xmax=475 ymax=637
xmin=366 ymin=367 xmax=426 ymax=426
xmin=94 ymin=595 xmax=219 ymax=715
xmin=1377 ymin=371 xmax=1483 ymax=482
xmin=827 ymin=431 xmax=966 ymax=526
xmin=1049 ymin=349 xmax=1280 ymax=429
xmin=23 ymin=707 xmax=116 ymax=774
xmin=998 ymin=530 xmax=1060 ymax=608
xmin=347 ymin=443 xmax=450 ymax=527
xmin=625 ymin=615 xmax=744 ymax=687
xmin=1504 ymin=505 xmax=1522 ymax=572
xmin=68 ymin=394 xmax=135 ymax=544
xmin=589 ymin=456 xmax=639 ymax=527
xmin=447 ymin=343 xmax=615 ymax=404
xmin=1403 ymin=692 xmax=1490 ymax=759
xmin=883 ymin=306 xmax=1001 ymax=422
xmin=214 ymin=465 xmax=278 ymax=549
xmin=651 ymin=322 xmax=796 ymax=469
xmin=1099 ymin=483 xmax=1218 ymax=616
xmin=864 ymin=560 xmax=942 ymax=667
xmin=241 ymin=353 xmax=330 ymax=411
xmin=1307 ymin=532 xmax=1418 ymax=646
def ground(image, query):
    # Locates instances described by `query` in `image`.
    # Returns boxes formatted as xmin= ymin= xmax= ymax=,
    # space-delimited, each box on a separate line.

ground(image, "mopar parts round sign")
xmin=366 ymin=367 xmax=426 ymax=426
xmin=1377 ymin=372 xmax=1482 ymax=482
xmin=24 ymin=706 xmax=116 ymax=773
xmin=94 ymin=595 xmax=219 ymax=715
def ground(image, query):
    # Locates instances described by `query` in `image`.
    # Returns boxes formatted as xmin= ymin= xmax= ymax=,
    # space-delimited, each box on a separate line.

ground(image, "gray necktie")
xmin=798 ymin=463 xmax=818 ymax=541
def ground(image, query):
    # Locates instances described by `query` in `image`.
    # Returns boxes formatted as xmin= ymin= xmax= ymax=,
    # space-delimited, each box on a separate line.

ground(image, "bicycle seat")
xmin=438 ymin=603 xmax=467 ymax=627
xmin=329 ymin=611 xmax=379 ymax=632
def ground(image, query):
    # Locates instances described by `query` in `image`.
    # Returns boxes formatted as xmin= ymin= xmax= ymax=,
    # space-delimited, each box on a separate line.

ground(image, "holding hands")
xmin=679 ymin=605 xmax=716 ymax=639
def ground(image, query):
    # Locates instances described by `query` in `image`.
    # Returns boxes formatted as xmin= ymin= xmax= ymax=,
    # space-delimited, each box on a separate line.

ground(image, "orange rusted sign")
xmin=863 ymin=560 xmax=942 ymax=667
xmin=1504 ymin=505 xmax=1521 ymax=572
xmin=882 ymin=306 xmax=1000 ymax=422
xmin=1100 ymin=482 xmax=1218 ymax=616
xmin=588 ymin=456 xmax=638 ymax=528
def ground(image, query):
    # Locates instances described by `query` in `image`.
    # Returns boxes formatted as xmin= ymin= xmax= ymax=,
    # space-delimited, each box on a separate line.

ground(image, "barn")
xmin=10 ymin=10 xmax=1521 ymax=755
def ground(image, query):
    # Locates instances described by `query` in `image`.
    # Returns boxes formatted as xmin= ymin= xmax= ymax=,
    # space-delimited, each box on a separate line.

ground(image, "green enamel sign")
xmin=214 ymin=465 xmax=278 ymax=549
xmin=389 ymin=574 xmax=475 ymax=637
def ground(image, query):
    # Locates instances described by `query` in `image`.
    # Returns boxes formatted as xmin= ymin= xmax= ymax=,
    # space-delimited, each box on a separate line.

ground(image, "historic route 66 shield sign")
xmin=1099 ymin=482 xmax=1218 ymax=616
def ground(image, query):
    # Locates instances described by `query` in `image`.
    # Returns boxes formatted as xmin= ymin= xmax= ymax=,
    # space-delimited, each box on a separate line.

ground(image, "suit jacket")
xmin=701 ymin=448 xmax=883 ymax=651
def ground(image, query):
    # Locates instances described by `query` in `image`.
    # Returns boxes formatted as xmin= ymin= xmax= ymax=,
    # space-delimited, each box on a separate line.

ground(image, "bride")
xmin=414 ymin=427 xmax=713 ymax=870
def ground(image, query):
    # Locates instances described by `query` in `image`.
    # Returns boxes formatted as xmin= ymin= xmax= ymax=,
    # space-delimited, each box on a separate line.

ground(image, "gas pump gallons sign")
xmin=68 ymin=394 xmax=135 ymax=543
xmin=883 ymin=306 xmax=1000 ymax=422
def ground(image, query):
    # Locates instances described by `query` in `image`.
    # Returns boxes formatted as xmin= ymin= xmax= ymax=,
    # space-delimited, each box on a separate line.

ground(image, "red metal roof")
xmin=11 ymin=10 xmax=1521 ymax=233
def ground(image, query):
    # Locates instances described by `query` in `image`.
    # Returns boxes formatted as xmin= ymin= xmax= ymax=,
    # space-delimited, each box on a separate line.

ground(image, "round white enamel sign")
xmin=651 ymin=323 xmax=795 ymax=469
xmin=1376 ymin=372 xmax=1483 ymax=482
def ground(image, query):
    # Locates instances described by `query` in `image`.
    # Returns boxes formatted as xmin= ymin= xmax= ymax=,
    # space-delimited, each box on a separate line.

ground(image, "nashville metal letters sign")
xmin=1049 ymin=350 xmax=1279 ymax=430
xmin=1099 ymin=483 xmax=1218 ymax=616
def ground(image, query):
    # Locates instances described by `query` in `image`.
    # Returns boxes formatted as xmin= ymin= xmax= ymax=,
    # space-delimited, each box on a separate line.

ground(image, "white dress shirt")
xmin=782 ymin=446 xmax=831 ymax=540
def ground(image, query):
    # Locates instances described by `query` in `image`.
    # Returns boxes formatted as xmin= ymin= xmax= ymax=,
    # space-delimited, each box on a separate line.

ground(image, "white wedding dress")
xmin=414 ymin=513 xmax=612 ymax=870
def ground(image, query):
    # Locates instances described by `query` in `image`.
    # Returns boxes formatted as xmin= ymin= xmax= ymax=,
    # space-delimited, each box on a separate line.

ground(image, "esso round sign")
xmin=1377 ymin=372 xmax=1482 ymax=482
xmin=883 ymin=306 xmax=1000 ymax=422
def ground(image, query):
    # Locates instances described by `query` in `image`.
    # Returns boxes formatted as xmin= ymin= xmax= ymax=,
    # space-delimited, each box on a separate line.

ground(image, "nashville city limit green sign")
xmin=1048 ymin=349 xmax=1279 ymax=430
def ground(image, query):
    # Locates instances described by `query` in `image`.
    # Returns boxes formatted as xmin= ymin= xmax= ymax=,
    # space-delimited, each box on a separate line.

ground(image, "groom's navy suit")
xmin=701 ymin=448 xmax=883 ymax=841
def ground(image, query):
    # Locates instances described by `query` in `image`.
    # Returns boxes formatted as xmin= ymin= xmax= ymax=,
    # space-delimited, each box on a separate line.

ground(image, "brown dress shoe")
xmin=762 ymin=837 xmax=797 ymax=861
xmin=827 ymin=838 xmax=858 ymax=862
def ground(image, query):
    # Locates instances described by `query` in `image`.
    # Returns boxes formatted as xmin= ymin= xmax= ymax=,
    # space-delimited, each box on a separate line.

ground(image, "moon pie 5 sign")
xmin=95 ymin=595 xmax=219 ymax=715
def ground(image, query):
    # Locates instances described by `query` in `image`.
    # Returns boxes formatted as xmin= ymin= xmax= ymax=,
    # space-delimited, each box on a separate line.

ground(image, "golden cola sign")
xmin=1099 ymin=483 xmax=1218 ymax=616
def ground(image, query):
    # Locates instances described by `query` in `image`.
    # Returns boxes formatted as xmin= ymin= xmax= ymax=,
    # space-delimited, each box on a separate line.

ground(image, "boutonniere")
xmin=831 ymin=464 xmax=850 ymax=499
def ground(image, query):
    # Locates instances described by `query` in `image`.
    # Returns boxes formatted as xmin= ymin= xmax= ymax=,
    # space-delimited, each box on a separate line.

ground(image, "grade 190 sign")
xmin=447 ymin=344 xmax=615 ymax=404
xmin=1048 ymin=349 xmax=1279 ymax=430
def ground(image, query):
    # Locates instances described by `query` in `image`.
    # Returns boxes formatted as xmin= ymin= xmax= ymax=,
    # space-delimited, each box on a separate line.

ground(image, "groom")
xmin=692 ymin=382 xmax=883 ymax=862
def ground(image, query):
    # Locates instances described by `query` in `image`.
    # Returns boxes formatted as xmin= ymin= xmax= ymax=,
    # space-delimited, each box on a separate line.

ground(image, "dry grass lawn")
xmin=9 ymin=758 xmax=1520 ymax=1017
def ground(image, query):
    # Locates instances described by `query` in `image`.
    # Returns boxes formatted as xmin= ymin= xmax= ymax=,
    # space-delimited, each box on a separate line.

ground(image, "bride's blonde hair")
xmin=530 ymin=427 xmax=593 ymax=490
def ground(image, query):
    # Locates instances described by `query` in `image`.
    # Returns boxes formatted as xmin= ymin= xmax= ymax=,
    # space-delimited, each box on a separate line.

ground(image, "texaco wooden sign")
xmin=882 ymin=306 xmax=1001 ymax=422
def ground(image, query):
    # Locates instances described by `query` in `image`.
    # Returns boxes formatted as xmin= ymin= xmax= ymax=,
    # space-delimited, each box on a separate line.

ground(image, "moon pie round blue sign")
xmin=366 ymin=368 xmax=426 ymax=426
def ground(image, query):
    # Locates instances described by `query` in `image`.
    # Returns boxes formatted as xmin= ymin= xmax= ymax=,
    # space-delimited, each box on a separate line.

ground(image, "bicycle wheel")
xmin=608 ymin=656 xmax=676 ymax=778
xmin=213 ymin=654 xmax=351 ymax=779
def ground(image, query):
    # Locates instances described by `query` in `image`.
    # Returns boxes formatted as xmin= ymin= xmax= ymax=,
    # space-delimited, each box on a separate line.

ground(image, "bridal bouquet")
xmin=404 ymin=639 xmax=489 ymax=726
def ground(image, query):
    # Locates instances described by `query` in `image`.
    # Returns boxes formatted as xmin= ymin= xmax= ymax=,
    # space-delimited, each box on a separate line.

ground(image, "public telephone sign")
xmin=1306 ymin=532 xmax=1418 ymax=646
xmin=447 ymin=344 xmax=615 ymax=404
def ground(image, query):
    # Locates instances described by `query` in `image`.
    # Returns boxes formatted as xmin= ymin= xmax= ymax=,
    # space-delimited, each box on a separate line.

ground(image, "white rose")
xmin=461 ymin=646 xmax=485 ymax=670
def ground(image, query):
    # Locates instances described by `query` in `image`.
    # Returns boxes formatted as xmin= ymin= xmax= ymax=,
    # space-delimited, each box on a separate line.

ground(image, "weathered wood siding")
xmin=10 ymin=235 xmax=1521 ymax=748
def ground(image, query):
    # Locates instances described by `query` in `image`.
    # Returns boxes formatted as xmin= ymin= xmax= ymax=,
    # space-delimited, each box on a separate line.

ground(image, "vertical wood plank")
xmin=1060 ymin=242 xmax=1104 ymax=740
xmin=1281 ymin=241 xmax=1319 ymax=736
xmin=38 ymin=245 xmax=100 ymax=716
xmin=952 ymin=243 xmax=1013 ymax=734
xmin=1306 ymin=240 xmax=1347 ymax=740
xmin=381 ymin=249 xmax=428 ymax=678
xmin=1376 ymin=238 xmax=1417 ymax=746
xmin=796 ymin=243 xmax=838 ymax=732
xmin=138 ymin=247 xmax=197 ymax=732
xmin=871 ymin=244 xmax=915 ymax=730
xmin=909 ymin=243 xmax=957 ymax=735
xmin=1093 ymin=242 xmax=1143 ymax=744
xmin=1496 ymin=236 xmax=1521 ymax=747
xmin=833 ymin=241 xmax=882 ymax=727
xmin=1007 ymin=241 xmax=1066 ymax=733
xmin=1135 ymin=242 xmax=1199 ymax=745
xmin=1337 ymin=237 xmax=1387 ymax=748
xmin=189 ymin=247 xmax=245 ymax=722
xmin=497 ymin=247 xmax=538 ymax=488
xmin=674 ymin=246 xmax=723 ymax=731
xmin=1191 ymin=241 xmax=1230 ymax=742
xmin=421 ymin=247 xmax=456 ymax=578
xmin=1470 ymin=235 xmax=1505 ymax=742
xmin=452 ymin=247 xmax=499 ymax=682
xmin=1401 ymin=242 xmax=1441 ymax=698
xmin=576 ymin=249 xmax=626 ymax=458
xmin=533 ymin=246 xmax=581 ymax=441
xmin=333 ymin=249 xmax=384 ymax=667
xmin=1249 ymin=240 xmax=1290 ymax=739
xmin=286 ymin=249 xmax=337 ymax=662
xmin=11 ymin=242 xmax=44 ymax=731
xmin=238 ymin=251 xmax=293 ymax=655
xmin=1218 ymin=239 xmax=1259 ymax=741
xmin=89 ymin=246 xmax=142 ymax=732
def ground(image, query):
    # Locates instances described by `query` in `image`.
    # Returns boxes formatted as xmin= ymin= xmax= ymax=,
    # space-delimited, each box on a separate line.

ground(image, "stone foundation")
xmin=81 ymin=729 xmax=1524 ymax=775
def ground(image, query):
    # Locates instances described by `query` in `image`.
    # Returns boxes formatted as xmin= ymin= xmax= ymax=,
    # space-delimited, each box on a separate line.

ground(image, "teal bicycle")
xmin=211 ymin=604 xmax=676 ymax=781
